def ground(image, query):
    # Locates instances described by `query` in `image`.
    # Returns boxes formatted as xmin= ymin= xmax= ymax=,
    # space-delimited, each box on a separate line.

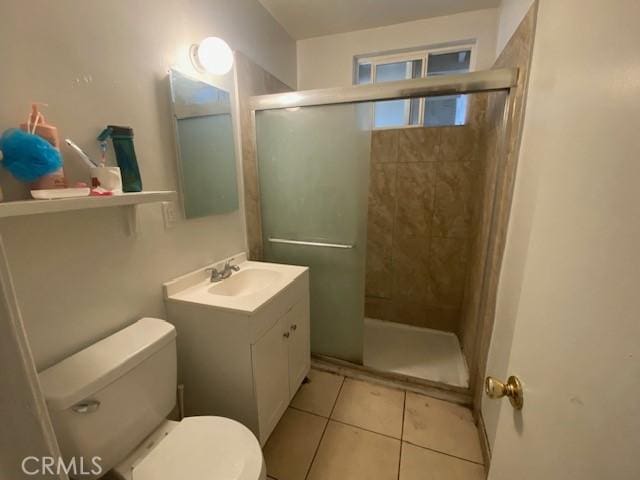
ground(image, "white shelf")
xmin=0 ymin=191 xmax=176 ymax=219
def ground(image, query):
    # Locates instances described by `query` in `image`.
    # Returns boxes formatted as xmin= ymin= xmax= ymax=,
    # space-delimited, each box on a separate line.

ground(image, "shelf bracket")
xmin=126 ymin=205 xmax=139 ymax=237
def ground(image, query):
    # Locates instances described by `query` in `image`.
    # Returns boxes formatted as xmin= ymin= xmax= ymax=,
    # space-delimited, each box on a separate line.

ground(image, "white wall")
xmin=495 ymin=0 xmax=535 ymax=56
xmin=0 ymin=237 xmax=65 ymax=480
xmin=296 ymin=8 xmax=499 ymax=90
xmin=0 ymin=0 xmax=295 ymax=370
xmin=486 ymin=1 xmax=640 ymax=474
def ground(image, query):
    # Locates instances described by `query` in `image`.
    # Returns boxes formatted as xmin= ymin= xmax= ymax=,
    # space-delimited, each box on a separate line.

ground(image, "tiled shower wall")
xmin=364 ymin=104 xmax=485 ymax=333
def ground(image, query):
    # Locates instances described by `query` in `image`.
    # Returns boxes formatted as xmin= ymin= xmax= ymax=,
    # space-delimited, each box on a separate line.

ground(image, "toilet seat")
xmin=132 ymin=417 xmax=265 ymax=480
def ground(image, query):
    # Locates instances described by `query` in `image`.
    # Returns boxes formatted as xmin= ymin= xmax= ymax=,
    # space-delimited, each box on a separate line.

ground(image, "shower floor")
xmin=363 ymin=317 xmax=469 ymax=388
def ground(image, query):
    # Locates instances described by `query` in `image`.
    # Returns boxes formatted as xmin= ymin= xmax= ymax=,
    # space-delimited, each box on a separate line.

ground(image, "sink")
xmin=163 ymin=253 xmax=308 ymax=314
xmin=208 ymin=269 xmax=282 ymax=297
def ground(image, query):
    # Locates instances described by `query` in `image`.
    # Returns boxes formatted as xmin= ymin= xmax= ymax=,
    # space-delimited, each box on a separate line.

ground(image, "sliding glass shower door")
xmin=256 ymin=103 xmax=372 ymax=363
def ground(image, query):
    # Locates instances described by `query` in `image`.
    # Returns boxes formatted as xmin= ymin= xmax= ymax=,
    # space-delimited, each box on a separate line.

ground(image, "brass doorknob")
xmin=485 ymin=375 xmax=524 ymax=410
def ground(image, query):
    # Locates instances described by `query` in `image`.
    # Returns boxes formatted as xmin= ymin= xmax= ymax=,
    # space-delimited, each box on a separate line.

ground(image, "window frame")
xmin=355 ymin=43 xmax=477 ymax=129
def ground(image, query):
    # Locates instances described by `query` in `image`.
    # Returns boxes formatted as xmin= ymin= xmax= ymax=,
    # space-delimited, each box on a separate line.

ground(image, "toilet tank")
xmin=38 ymin=318 xmax=177 ymax=479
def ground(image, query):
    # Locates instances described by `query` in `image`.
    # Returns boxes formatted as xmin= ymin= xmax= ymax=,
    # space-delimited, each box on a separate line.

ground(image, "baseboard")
xmin=311 ymin=354 xmax=472 ymax=406
xmin=475 ymin=408 xmax=492 ymax=473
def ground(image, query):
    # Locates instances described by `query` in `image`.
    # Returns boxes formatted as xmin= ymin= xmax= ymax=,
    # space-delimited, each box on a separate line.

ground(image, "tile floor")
xmin=264 ymin=369 xmax=485 ymax=480
xmin=363 ymin=318 xmax=469 ymax=388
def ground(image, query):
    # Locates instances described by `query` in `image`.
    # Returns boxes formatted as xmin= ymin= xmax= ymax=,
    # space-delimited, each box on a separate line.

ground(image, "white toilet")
xmin=38 ymin=317 xmax=266 ymax=480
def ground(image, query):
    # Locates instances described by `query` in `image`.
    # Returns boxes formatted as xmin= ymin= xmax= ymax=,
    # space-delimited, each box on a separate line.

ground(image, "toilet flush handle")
xmin=72 ymin=399 xmax=101 ymax=414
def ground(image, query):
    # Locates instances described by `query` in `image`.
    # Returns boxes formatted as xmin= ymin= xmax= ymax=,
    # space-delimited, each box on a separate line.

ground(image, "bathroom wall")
xmin=297 ymin=8 xmax=499 ymax=90
xmin=0 ymin=237 xmax=65 ymax=480
xmin=234 ymin=52 xmax=293 ymax=261
xmin=495 ymin=0 xmax=537 ymax=56
xmin=0 ymin=0 xmax=295 ymax=370
xmin=365 ymin=98 xmax=486 ymax=333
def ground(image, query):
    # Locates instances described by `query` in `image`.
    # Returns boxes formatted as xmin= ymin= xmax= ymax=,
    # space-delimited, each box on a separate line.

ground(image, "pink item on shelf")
xmin=90 ymin=187 xmax=114 ymax=196
xmin=20 ymin=103 xmax=67 ymax=190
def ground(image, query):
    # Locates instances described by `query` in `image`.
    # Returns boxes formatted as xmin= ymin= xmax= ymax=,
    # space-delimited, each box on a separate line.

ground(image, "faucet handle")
xmin=204 ymin=266 xmax=221 ymax=282
xmin=224 ymin=258 xmax=240 ymax=272
xmin=225 ymin=259 xmax=240 ymax=271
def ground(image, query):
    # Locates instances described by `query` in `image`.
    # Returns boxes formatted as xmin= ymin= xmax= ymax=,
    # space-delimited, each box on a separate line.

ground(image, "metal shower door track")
xmin=249 ymin=68 xmax=518 ymax=111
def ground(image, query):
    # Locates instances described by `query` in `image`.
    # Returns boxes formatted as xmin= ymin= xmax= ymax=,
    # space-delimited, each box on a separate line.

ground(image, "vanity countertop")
xmin=163 ymin=253 xmax=308 ymax=314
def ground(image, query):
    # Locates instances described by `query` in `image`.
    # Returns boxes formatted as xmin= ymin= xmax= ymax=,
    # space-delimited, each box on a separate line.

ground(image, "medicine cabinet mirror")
xmin=169 ymin=68 xmax=239 ymax=218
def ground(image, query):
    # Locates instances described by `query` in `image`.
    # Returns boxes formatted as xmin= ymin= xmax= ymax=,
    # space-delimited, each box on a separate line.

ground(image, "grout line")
xmin=328 ymin=375 xmax=346 ymax=418
xmin=397 ymin=391 xmax=406 ymax=480
xmin=402 ymin=439 xmax=485 ymax=466
xmin=288 ymin=405 xmax=328 ymax=420
xmin=303 ymin=376 xmax=346 ymax=480
xmin=321 ymin=417 xmax=402 ymax=443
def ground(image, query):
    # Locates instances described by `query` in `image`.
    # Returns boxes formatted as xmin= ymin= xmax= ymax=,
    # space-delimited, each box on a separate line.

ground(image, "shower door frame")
xmin=249 ymin=68 xmax=517 ymax=110
xmin=248 ymin=68 xmax=520 ymax=401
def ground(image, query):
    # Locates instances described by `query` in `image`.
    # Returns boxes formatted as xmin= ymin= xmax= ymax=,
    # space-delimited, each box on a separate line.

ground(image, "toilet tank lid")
xmin=38 ymin=318 xmax=176 ymax=411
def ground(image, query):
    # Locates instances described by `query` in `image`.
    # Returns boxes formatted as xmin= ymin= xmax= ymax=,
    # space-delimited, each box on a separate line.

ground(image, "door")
xmin=256 ymin=102 xmax=372 ymax=363
xmin=286 ymin=296 xmax=311 ymax=398
xmin=252 ymin=315 xmax=289 ymax=445
xmin=486 ymin=1 xmax=640 ymax=478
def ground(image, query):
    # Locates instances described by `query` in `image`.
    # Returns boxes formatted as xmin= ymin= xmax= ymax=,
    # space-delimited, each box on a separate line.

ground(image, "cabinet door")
xmin=286 ymin=296 xmax=311 ymax=399
xmin=252 ymin=315 xmax=290 ymax=445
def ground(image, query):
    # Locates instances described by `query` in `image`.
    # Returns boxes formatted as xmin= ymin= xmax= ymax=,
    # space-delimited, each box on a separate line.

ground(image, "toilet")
xmin=38 ymin=317 xmax=266 ymax=480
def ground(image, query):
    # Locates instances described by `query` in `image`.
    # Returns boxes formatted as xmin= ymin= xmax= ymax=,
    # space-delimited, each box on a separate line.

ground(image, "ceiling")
xmin=258 ymin=0 xmax=501 ymax=40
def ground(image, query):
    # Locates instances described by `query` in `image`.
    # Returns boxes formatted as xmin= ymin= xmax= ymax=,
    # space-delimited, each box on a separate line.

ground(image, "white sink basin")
xmin=207 ymin=269 xmax=282 ymax=297
xmin=163 ymin=253 xmax=307 ymax=314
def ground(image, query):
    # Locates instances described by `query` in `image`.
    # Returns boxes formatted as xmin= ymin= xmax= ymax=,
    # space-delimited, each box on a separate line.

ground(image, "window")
xmin=355 ymin=46 xmax=473 ymax=128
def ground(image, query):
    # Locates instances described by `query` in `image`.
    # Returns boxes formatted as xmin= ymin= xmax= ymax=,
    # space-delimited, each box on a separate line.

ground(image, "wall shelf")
xmin=0 ymin=191 xmax=177 ymax=235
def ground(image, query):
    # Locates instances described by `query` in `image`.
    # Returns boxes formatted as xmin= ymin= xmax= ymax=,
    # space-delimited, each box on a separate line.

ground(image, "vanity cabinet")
xmin=163 ymin=258 xmax=309 ymax=446
xmin=286 ymin=300 xmax=311 ymax=394
xmin=252 ymin=297 xmax=310 ymax=442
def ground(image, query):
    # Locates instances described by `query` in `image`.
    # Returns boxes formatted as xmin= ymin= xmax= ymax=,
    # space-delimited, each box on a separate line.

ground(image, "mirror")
xmin=169 ymin=68 xmax=239 ymax=218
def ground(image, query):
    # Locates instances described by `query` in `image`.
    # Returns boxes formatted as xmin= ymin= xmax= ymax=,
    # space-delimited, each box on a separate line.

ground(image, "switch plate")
xmin=162 ymin=201 xmax=179 ymax=229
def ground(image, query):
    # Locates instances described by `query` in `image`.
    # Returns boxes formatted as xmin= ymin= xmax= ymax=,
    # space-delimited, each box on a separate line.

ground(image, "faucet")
xmin=206 ymin=260 xmax=240 ymax=283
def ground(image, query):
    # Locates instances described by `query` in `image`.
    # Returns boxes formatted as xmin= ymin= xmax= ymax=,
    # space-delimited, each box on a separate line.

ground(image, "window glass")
xmin=371 ymin=59 xmax=422 ymax=128
xmin=427 ymin=50 xmax=471 ymax=75
xmin=374 ymin=100 xmax=406 ymax=128
xmin=355 ymin=49 xmax=471 ymax=128
xmin=374 ymin=61 xmax=409 ymax=127
xmin=357 ymin=63 xmax=372 ymax=84
xmin=424 ymin=49 xmax=471 ymax=126
xmin=375 ymin=61 xmax=408 ymax=83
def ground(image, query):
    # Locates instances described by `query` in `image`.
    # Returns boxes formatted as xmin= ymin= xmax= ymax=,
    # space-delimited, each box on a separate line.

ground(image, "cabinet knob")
xmin=283 ymin=331 xmax=290 ymax=339
xmin=291 ymin=324 xmax=297 ymax=331
xmin=72 ymin=399 xmax=101 ymax=414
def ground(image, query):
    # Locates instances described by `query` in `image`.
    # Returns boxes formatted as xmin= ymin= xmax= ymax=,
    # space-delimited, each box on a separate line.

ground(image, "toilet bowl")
xmin=112 ymin=417 xmax=265 ymax=480
xmin=38 ymin=318 xmax=265 ymax=480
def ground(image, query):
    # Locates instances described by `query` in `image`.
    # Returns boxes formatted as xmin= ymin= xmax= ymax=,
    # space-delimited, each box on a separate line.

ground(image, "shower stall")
xmin=248 ymin=69 xmax=518 ymax=393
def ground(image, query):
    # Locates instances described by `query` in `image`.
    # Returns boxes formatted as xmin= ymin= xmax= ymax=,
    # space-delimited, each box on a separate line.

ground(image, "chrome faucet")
xmin=206 ymin=260 xmax=240 ymax=283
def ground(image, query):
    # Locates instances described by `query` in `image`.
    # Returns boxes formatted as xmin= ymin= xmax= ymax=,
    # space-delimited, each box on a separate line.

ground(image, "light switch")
xmin=162 ymin=201 xmax=179 ymax=230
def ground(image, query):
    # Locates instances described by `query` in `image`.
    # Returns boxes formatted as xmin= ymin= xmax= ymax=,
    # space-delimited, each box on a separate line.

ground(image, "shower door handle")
xmin=268 ymin=237 xmax=354 ymax=249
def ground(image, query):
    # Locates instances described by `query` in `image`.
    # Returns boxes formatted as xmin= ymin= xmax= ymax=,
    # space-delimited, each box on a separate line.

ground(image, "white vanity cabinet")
xmin=163 ymin=256 xmax=310 ymax=445
xmin=252 ymin=296 xmax=310 ymax=441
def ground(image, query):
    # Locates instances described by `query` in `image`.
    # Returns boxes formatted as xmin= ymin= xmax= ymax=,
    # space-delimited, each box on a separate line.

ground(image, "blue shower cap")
xmin=0 ymin=128 xmax=62 ymax=182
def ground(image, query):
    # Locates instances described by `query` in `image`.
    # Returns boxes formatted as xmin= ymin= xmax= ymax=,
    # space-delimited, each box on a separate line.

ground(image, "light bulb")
xmin=195 ymin=37 xmax=233 ymax=75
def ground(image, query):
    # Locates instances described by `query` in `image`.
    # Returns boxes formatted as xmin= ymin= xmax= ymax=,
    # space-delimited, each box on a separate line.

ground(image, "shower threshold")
xmin=363 ymin=317 xmax=469 ymax=388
